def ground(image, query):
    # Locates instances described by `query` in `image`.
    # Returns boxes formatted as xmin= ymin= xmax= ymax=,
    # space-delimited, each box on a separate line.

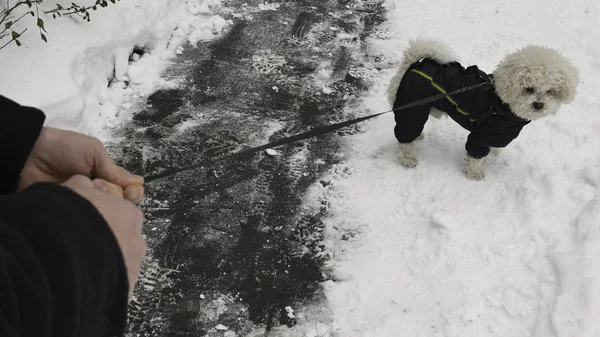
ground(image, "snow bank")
xmin=0 ymin=0 xmax=231 ymax=139
xmin=322 ymin=0 xmax=600 ymax=336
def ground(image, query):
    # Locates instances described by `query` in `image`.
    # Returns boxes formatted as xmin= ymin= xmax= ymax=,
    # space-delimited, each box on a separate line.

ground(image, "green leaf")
xmin=92 ymin=5 xmax=97 ymax=10
xmin=30 ymin=11 xmax=34 ymax=16
xmin=5 ymin=21 xmax=12 ymax=29
xmin=41 ymin=33 xmax=47 ymax=42
xmin=11 ymin=31 xmax=20 ymax=39
xmin=110 ymin=0 xmax=115 ymax=3
xmin=37 ymin=18 xmax=47 ymax=32
xmin=52 ymin=13 xmax=56 ymax=19
xmin=15 ymin=39 xmax=22 ymax=47
xmin=25 ymin=0 xmax=32 ymax=7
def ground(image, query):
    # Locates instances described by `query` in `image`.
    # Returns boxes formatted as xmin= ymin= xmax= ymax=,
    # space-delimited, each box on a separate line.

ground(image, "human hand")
xmin=62 ymin=175 xmax=146 ymax=296
xmin=19 ymin=127 xmax=144 ymax=204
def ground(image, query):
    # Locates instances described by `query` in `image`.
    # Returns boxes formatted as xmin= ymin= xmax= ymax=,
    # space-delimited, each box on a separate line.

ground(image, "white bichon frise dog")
xmin=386 ymin=38 xmax=579 ymax=180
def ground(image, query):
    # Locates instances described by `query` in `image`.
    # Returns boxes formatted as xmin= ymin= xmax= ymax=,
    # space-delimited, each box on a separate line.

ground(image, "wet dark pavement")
xmin=106 ymin=1 xmax=388 ymax=336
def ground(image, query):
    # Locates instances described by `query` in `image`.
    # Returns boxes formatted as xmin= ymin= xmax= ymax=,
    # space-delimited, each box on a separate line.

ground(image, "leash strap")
xmin=144 ymin=81 xmax=491 ymax=182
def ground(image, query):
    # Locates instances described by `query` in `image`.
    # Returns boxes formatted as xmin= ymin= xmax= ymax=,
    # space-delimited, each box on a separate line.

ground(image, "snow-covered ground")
xmin=2 ymin=0 xmax=599 ymax=336
xmin=0 ymin=0 xmax=230 ymax=140
xmin=322 ymin=1 xmax=600 ymax=337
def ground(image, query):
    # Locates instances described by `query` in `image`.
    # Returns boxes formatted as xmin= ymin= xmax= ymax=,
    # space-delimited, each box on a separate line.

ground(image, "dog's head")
xmin=492 ymin=45 xmax=579 ymax=121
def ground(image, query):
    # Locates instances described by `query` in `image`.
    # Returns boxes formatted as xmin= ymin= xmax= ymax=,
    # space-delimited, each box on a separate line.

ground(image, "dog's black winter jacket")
xmin=393 ymin=57 xmax=530 ymax=158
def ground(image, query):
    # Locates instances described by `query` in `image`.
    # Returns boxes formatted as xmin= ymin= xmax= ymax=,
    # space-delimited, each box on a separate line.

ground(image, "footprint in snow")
xmin=579 ymin=166 xmax=599 ymax=188
xmin=430 ymin=211 xmax=461 ymax=238
xmin=574 ymin=194 xmax=600 ymax=241
xmin=485 ymin=286 xmax=538 ymax=318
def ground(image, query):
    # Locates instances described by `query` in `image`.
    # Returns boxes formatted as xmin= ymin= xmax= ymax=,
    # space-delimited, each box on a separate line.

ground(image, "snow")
xmin=2 ymin=0 xmax=600 ymax=336
xmin=0 ymin=0 xmax=229 ymax=140
xmin=258 ymin=3 xmax=280 ymax=11
xmin=322 ymin=1 xmax=600 ymax=337
xmin=215 ymin=323 xmax=228 ymax=331
xmin=186 ymin=14 xmax=232 ymax=47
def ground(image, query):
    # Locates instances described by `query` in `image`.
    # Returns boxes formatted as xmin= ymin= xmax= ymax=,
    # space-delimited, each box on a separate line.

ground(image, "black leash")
xmin=144 ymin=81 xmax=491 ymax=182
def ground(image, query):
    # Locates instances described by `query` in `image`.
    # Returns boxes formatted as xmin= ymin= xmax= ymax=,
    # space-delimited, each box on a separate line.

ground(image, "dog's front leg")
xmin=463 ymin=154 xmax=486 ymax=180
xmin=398 ymin=142 xmax=419 ymax=168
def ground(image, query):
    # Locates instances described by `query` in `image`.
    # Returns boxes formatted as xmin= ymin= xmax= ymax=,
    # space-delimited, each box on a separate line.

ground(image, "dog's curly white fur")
xmin=493 ymin=45 xmax=579 ymax=121
xmin=398 ymin=142 xmax=419 ymax=168
xmin=388 ymin=38 xmax=579 ymax=180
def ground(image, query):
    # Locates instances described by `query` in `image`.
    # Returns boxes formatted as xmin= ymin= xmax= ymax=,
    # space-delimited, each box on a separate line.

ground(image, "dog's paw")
xmin=399 ymin=143 xmax=419 ymax=168
xmin=429 ymin=109 xmax=444 ymax=119
xmin=401 ymin=155 xmax=419 ymax=168
xmin=463 ymin=155 xmax=485 ymax=180
xmin=465 ymin=167 xmax=485 ymax=180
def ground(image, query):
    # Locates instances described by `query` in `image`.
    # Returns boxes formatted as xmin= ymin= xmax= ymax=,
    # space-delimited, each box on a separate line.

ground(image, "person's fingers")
xmin=92 ymin=179 xmax=124 ymax=198
xmin=63 ymin=175 xmax=95 ymax=189
xmin=123 ymin=184 xmax=144 ymax=204
xmin=89 ymin=139 xmax=144 ymax=187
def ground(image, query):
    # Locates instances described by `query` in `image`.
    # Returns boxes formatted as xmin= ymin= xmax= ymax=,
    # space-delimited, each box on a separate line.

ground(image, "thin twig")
xmin=1 ymin=0 xmax=41 ymax=23
xmin=0 ymin=26 xmax=26 ymax=50
xmin=1 ymin=0 xmax=8 ymax=17
xmin=60 ymin=10 xmax=85 ymax=18
xmin=0 ymin=10 xmax=29 ymax=36
xmin=34 ymin=1 xmax=45 ymax=40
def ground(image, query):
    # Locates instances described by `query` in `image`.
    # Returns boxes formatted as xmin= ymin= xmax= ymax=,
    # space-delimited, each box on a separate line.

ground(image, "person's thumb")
xmin=91 ymin=147 xmax=144 ymax=188
xmin=124 ymin=184 xmax=144 ymax=205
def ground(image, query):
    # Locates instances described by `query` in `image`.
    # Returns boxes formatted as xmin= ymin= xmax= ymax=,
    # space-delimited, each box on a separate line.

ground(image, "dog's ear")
xmin=556 ymin=65 xmax=579 ymax=104
xmin=492 ymin=57 xmax=529 ymax=104
xmin=547 ymin=49 xmax=579 ymax=104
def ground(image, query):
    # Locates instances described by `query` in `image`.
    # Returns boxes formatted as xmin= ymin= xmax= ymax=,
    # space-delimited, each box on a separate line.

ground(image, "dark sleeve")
xmin=0 ymin=95 xmax=46 ymax=194
xmin=466 ymin=118 xmax=526 ymax=158
xmin=0 ymin=183 xmax=129 ymax=337
xmin=465 ymin=130 xmax=491 ymax=158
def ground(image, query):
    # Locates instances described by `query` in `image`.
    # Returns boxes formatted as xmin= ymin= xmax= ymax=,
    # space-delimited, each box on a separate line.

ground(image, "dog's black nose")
xmin=532 ymin=102 xmax=544 ymax=110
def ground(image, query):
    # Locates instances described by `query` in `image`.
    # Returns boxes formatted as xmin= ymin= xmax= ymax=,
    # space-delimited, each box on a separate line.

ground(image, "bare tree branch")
xmin=0 ymin=9 xmax=29 ymax=36
xmin=0 ymin=0 xmax=121 ymax=50
xmin=0 ymin=27 xmax=26 ymax=50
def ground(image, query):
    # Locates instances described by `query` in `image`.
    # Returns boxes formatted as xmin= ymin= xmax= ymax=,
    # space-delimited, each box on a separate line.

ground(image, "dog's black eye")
xmin=546 ymin=89 xmax=555 ymax=95
xmin=525 ymin=87 xmax=535 ymax=94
